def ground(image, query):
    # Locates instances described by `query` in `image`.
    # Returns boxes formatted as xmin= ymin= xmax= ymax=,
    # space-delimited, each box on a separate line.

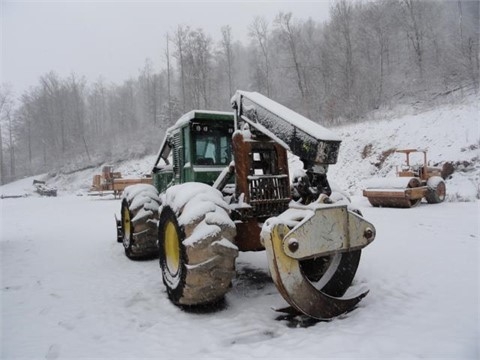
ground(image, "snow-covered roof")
xmin=172 ymin=110 xmax=234 ymax=130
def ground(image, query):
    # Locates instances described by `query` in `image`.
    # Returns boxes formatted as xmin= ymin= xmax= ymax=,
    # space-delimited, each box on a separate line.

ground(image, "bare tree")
xmin=331 ymin=0 xmax=355 ymax=99
xmin=165 ymin=33 xmax=173 ymax=124
xmin=139 ymin=58 xmax=159 ymax=125
xmin=275 ymin=12 xmax=307 ymax=103
xmin=65 ymin=73 xmax=87 ymax=146
xmin=183 ymin=29 xmax=213 ymax=109
xmin=87 ymin=77 xmax=108 ymax=140
xmin=39 ymin=72 xmax=65 ymax=156
xmin=358 ymin=0 xmax=393 ymax=106
xmin=0 ymin=87 xmax=16 ymax=181
xmin=249 ymin=16 xmax=271 ymax=96
xmin=401 ymin=0 xmax=426 ymax=79
xmin=4 ymin=1 xmax=479 ymax=179
xmin=6 ymin=107 xmax=15 ymax=178
xmin=220 ymin=25 xmax=234 ymax=98
xmin=173 ymin=25 xmax=189 ymax=112
xmin=456 ymin=0 xmax=479 ymax=89
xmin=0 ymin=85 xmax=13 ymax=184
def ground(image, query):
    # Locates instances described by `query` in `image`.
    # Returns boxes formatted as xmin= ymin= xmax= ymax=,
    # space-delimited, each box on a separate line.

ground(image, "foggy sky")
xmin=1 ymin=1 xmax=332 ymax=96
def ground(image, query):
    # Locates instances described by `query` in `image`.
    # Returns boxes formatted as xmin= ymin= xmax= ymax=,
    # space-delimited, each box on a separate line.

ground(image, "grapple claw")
xmin=262 ymin=209 xmax=374 ymax=320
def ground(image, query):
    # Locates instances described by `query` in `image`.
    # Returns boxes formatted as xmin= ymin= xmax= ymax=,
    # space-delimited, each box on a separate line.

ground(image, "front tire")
xmin=158 ymin=183 xmax=238 ymax=306
xmin=158 ymin=206 xmax=186 ymax=302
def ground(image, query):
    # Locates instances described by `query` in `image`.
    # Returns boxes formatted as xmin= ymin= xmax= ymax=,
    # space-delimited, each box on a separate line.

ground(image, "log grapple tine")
xmin=263 ymin=222 xmax=370 ymax=320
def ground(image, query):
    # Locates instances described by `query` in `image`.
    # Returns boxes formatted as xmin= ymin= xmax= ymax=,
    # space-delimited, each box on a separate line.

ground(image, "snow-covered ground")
xmin=1 ymin=195 xmax=478 ymax=359
xmin=1 ymin=95 xmax=479 ymax=359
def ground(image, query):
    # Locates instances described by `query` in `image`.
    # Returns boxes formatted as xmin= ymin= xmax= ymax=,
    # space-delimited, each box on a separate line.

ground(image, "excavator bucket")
xmin=261 ymin=204 xmax=375 ymax=320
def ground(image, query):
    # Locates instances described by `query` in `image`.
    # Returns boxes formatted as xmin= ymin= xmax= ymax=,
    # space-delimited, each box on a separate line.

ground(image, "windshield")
xmin=193 ymin=131 xmax=232 ymax=166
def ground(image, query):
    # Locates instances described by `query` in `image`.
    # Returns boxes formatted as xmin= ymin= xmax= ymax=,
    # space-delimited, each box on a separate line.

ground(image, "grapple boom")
xmin=231 ymin=91 xmax=341 ymax=166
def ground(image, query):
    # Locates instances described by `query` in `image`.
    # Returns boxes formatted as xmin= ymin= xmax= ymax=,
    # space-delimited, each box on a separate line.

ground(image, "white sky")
xmin=1 ymin=1 xmax=332 ymax=96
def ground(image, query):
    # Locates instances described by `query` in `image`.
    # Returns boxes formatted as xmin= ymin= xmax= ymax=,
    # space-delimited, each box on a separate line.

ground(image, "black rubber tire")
xmin=425 ymin=177 xmax=446 ymax=204
xmin=300 ymin=251 xmax=361 ymax=297
xmin=121 ymin=184 xmax=160 ymax=260
xmin=158 ymin=184 xmax=238 ymax=307
xmin=158 ymin=206 xmax=188 ymax=303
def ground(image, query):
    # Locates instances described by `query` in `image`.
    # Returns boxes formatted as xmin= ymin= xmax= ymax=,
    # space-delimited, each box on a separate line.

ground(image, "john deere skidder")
xmin=117 ymin=91 xmax=376 ymax=320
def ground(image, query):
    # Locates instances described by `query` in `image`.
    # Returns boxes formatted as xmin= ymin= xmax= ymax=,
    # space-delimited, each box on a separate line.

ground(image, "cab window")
xmin=193 ymin=125 xmax=232 ymax=165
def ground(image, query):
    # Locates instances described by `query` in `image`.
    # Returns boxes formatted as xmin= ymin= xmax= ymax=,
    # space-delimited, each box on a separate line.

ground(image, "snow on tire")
xmin=121 ymin=184 xmax=161 ymax=260
xmin=158 ymin=183 xmax=238 ymax=306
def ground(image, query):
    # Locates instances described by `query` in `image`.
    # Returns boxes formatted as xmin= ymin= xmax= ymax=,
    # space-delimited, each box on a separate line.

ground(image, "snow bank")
xmin=0 ymin=174 xmax=48 ymax=198
xmin=329 ymin=94 xmax=479 ymax=202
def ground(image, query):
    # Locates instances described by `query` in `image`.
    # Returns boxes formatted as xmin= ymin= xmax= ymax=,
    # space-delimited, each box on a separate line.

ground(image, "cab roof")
xmin=172 ymin=110 xmax=234 ymax=130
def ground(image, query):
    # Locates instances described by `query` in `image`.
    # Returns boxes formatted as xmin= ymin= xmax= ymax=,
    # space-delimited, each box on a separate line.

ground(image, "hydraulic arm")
xmin=231 ymin=91 xmax=340 ymax=198
xmin=232 ymin=90 xmax=377 ymax=319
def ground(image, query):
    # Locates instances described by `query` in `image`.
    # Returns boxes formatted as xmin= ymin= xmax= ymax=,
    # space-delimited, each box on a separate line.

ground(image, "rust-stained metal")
xmin=364 ymin=227 xmax=374 ymax=240
xmin=232 ymin=130 xmax=291 ymax=251
xmin=234 ymin=218 xmax=264 ymax=251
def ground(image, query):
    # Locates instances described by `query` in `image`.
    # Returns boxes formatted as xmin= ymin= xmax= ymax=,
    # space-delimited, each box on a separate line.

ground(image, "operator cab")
xmin=191 ymin=121 xmax=233 ymax=166
xmin=396 ymin=149 xmax=428 ymax=179
xmin=152 ymin=111 xmax=234 ymax=193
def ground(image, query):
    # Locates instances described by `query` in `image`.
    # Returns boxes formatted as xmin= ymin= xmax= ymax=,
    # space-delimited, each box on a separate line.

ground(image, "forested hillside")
xmin=0 ymin=0 xmax=478 ymax=184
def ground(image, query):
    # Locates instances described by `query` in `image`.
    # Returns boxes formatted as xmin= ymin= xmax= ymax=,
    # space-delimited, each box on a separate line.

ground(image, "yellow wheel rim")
xmin=123 ymin=206 xmax=131 ymax=241
xmin=164 ymin=221 xmax=180 ymax=275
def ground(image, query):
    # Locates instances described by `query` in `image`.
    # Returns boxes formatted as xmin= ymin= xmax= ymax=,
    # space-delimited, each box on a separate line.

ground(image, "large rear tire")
xmin=121 ymin=184 xmax=160 ymax=260
xmin=158 ymin=183 xmax=238 ymax=306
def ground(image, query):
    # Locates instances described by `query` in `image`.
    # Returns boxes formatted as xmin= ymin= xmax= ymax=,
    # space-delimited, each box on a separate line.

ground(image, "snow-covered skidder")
xmin=117 ymin=91 xmax=377 ymax=320
xmin=363 ymin=149 xmax=446 ymax=208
